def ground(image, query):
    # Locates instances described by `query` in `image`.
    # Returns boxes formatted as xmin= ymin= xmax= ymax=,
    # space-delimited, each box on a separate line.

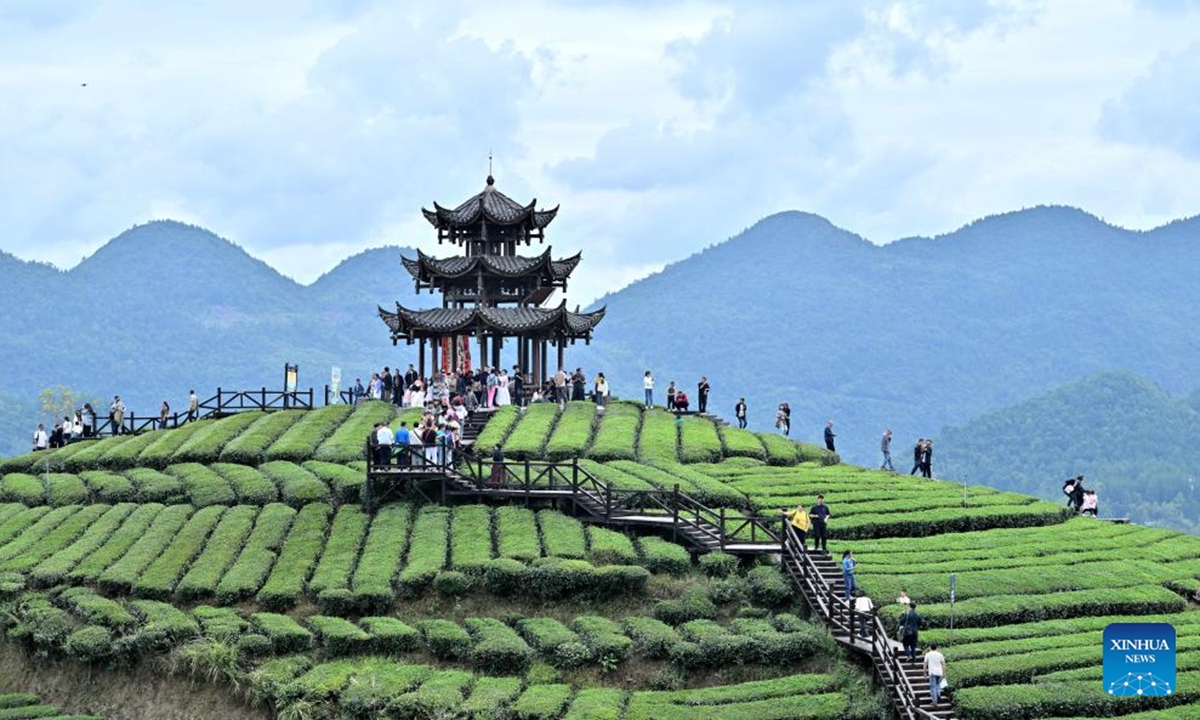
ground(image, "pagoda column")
xmin=540 ymin=339 xmax=549 ymax=384
xmin=450 ymin=336 xmax=459 ymax=373
xmin=478 ymin=334 xmax=487 ymax=370
xmin=556 ymin=339 xmax=565 ymax=374
xmin=418 ymin=338 xmax=426 ymax=381
xmin=431 ymin=336 xmax=440 ymax=378
xmin=532 ymin=340 xmax=541 ymax=386
xmin=491 ymin=333 xmax=502 ymax=370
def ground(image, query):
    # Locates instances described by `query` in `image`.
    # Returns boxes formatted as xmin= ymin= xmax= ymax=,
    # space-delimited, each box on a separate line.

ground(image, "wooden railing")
xmin=781 ymin=523 xmax=940 ymax=720
xmin=89 ymin=386 xmax=315 ymax=437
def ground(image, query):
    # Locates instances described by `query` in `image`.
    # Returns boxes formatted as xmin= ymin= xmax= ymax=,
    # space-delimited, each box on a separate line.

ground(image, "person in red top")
xmin=674 ymin=391 xmax=690 ymax=411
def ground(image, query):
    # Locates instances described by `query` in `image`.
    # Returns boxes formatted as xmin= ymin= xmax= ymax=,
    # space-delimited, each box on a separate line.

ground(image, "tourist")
xmin=1068 ymin=475 xmax=1086 ymax=513
xmin=487 ymin=368 xmax=499 ymax=408
xmin=854 ymin=591 xmax=874 ymax=638
xmin=395 ymin=421 xmax=410 ymax=467
xmin=376 ymin=421 xmax=394 ymax=467
xmin=911 ymin=439 xmax=924 ymax=475
xmin=776 ymin=403 xmax=790 ymax=436
xmin=110 ymin=396 xmax=125 ymax=436
xmin=404 ymin=364 xmax=419 ymax=393
xmin=841 ymin=550 xmax=857 ymax=600
xmin=925 ymin=644 xmax=947 ymax=706
xmin=809 ymin=494 xmax=830 ymax=553
xmin=675 ymin=390 xmax=690 ymax=412
xmin=824 ymin=420 xmax=837 ymax=452
xmin=70 ymin=413 xmax=83 ymax=441
xmin=553 ymin=367 xmax=568 ymax=404
xmin=594 ymin=373 xmax=610 ymax=408
xmin=921 ymin=440 xmax=933 ymax=478
xmin=81 ymin=404 xmax=96 ymax=439
xmin=735 ymin=398 xmax=748 ymax=429
xmin=393 ymin=369 xmax=404 ymax=406
xmin=781 ymin=503 xmax=811 ymax=551
xmin=899 ymin=602 xmax=921 ymax=661
xmin=463 ymin=388 xmax=479 ymax=413
xmin=490 ymin=444 xmax=505 ymax=487
xmin=530 ymin=387 xmax=544 ymax=404
xmin=369 ymin=373 xmax=382 ymax=400
xmin=353 ymin=378 xmax=365 ymax=404
xmin=572 ymin=368 xmax=586 ymax=402
xmin=422 ymin=422 xmax=440 ymax=466
xmin=31 ymin=423 xmax=48 ymax=452
xmin=409 ymin=422 xmax=424 ymax=467
xmin=666 ymin=381 xmax=677 ymax=410
xmin=697 ymin=377 xmax=710 ymax=414
xmin=381 ymin=366 xmax=393 ymax=403
xmin=187 ymin=390 xmax=199 ymax=422
xmin=511 ymin=367 xmax=525 ymax=407
xmin=881 ymin=429 xmax=894 ymax=471
xmin=896 ymin=588 xmax=911 ymax=605
xmin=643 ymin=371 xmax=654 ymax=407
xmin=160 ymin=401 xmax=171 ymax=430
xmin=50 ymin=422 xmax=64 ymax=448
xmin=1081 ymin=489 xmax=1098 ymax=516
xmin=495 ymin=370 xmax=512 ymax=406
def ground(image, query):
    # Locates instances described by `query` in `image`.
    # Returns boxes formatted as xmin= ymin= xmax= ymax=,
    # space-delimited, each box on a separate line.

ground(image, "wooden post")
xmin=491 ymin=333 xmax=501 ymax=370
xmin=419 ymin=338 xmax=426 ymax=380
xmin=479 ymin=334 xmax=487 ymax=371
xmin=541 ymin=340 xmax=549 ymax=384
xmin=719 ymin=507 xmax=726 ymax=550
xmin=532 ymin=340 xmax=542 ymax=386
xmin=431 ymin=336 xmax=440 ymax=377
xmin=556 ymin=339 xmax=564 ymax=374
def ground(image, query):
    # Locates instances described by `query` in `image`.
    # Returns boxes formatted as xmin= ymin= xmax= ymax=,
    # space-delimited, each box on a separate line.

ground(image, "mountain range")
xmin=0 ymin=208 xmax=1197 ymax=478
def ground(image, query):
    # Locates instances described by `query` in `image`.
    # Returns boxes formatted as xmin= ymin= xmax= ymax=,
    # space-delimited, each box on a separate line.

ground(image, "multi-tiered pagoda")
xmin=379 ymin=174 xmax=605 ymax=389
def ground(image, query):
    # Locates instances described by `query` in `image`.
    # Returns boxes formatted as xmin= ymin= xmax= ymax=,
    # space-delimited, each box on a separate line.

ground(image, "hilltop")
xmin=940 ymin=371 xmax=1200 ymax=533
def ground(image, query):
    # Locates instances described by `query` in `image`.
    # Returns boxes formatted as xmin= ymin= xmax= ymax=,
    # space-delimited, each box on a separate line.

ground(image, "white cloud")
xmin=0 ymin=0 xmax=1198 ymax=304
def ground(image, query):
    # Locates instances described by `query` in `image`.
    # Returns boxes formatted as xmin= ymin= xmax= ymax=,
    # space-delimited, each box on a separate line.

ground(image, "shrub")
xmin=757 ymin=434 xmax=801 ymax=466
xmin=718 ymin=425 xmax=767 ymax=461
xmin=623 ymin=617 xmax=681 ymax=659
xmin=699 ymin=552 xmax=739 ymax=578
xmin=503 ymin=403 xmax=561 ymax=459
xmin=209 ymin=464 xmax=277 ymax=504
xmin=214 ymin=503 xmax=296 ymax=604
xmin=125 ymin=599 xmax=200 ymax=653
xmin=0 ymin=506 xmax=49 ymax=546
xmin=572 ymin=615 xmax=633 ymax=663
xmin=172 ymin=412 xmax=264 ymax=464
xmin=526 ymin=558 xmax=597 ymax=600
xmin=123 ymin=468 xmax=185 ymax=503
xmin=544 ymin=401 xmax=597 ymax=461
xmin=235 ymin=633 xmax=273 ymax=660
xmin=9 ymin=597 xmax=72 ymax=650
xmin=302 ymin=461 xmax=363 ymax=504
xmin=654 ymin=588 xmax=718 ymax=625
xmin=592 ymin=565 xmax=650 ymax=598
xmin=308 ymin=505 xmax=369 ymax=597
xmin=0 ymin=474 xmax=45 ymax=505
xmin=678 ymin=416 xmax=723 ymax=464
xmin=351 ymin=502 xmax=412 ymax=612
xmin=44 ymin=474 xmax=88 ymax=506
xmin=707 ymin=577 xmax=749 ymax=605
xmin=482 ymin=557 xmax=527 ymax=596
xmin=798 ymin=442 xmax=840 ymax=465
xmin=164 ymin=463 xmax=236 ymax=506
xmin=314 ymin=401 xmax=395 ymax=463
xmin=336 ymin=660 xmax=432 ymax=719
xmin=519 ymin=617 xmax=590 ymax=666
xmin=133 ymin=505 xmax=225 ymax=599
xmin=434 ymin=570 xmax=473 ymax=597
xmin=564 ymin=688 xmax=625 ymax=720
xmin=474 ymin=405 xmax=521 ymax=449
xmin=637 ymin=409 xmax=679 ymax=463
xmin=0 ymin=505 xmax=95 ymax=571
xmin=586 ymin=402 xmax=641 ymax=461
xmin=97 ymin=504 xmax=193 ymax=594
xmin=28 ymin=503 xmax=136 ymax=586
xmin=59 ymin=435 xmax=136 ymax=473
xmin=420 ymin=619 xmax=472 ymax=660
xmin=306 ymin=615 xmax=372 ymax=656
xmin=399 ymin=506 xmax=449 ymax=597
xmin=638 ymin=536 xmax=691 ymax=575
xmin=96 ymin=431 xmax=163 ymax=470
xmin=538 ymin=510 xmax=587 ymax=559
xmin=64 ymin=625 xmax=113 ymax=664
xmin=955 ymin=675 xmax=1200 ymax=720
xmin=450 ymin=505 xmax=494 ymax=575
xmin=78 ymin=471 xmax=136 ymax=503
xmin=192 ymin=606 xmax=247 ymax=641
xmin=256 ymin=502 xmax=332 ymax=610
xmin=260 ymin=461 xmax=331 ymax=507
xmin=511 ymin=683 xmax=572 ymax=719
xmin=58 ymin=587 xmax=137 ymax=629
xmin=218 ymin=410 xmax=304 ymax=464
xmin=586 ymin=525 xmax=637 ymax=565
xmin=462 ymin=677 xmax=524 ymax=717
xmin=137 ymin=420 xmax=214 ymax=469
xmin=175 ymin=505 xmax=259 ymax=601
xmin=265 ymin=404 xmax=355 ymax=463
xmin=495 ymin=506 xmax=540 ymax=562
xmin=466 ymin=616 xmax=535 ymax=674
xmin=252 ymin=612 xmax=314 ymax=654
xmin=67 ymin=504 xmax=163 ymax=584
xmin=747 ymin=565 xmax=792 ymax=608
xmin=392 ymin=670 xmax=473 ymax=718
xmin=359 ymin=616 xmax=419 ymax=655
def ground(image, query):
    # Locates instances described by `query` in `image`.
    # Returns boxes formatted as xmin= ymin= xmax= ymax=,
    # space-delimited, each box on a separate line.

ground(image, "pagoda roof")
xmin=401 ymin=248 xmax=582 ymax=282
xmin=379 ymin=300 xmax=605 ymax=339
xmin=421 ymin=176 xmax=559 ymax=229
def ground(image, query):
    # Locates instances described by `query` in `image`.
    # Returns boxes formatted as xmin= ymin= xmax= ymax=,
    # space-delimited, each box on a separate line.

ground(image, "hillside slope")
xmin=940 ymin=371 xmax=1200 ymax=533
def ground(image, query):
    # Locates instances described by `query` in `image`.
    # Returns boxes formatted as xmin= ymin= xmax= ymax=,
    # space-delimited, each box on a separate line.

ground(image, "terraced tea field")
xmin=2 ymin=399 xmax=1198 ymax=718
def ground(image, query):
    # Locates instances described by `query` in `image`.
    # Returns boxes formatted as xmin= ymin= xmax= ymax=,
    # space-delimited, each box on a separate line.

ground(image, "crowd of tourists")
xmin=639 ymin=371 xmax=711 ymax=413
xmin=367 ymin=406 xmax=463 ymax=469
xmin=30 ymin=390 xmax=203 ymax=451
xmin=1062 ymin=475 xmax=1099 ymax=516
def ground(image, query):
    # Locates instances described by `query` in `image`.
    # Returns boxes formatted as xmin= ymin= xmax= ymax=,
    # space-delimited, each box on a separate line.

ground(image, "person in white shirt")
xmin=187 ymin=390 xmax=199 ymax=421
xmin=925 ymin=644 xmax=947 ymax=705
xmin=32 ymin=424 xmax=48 ymax=451
xmin=594 ymin=373 xmax=610 ymax=408
xmin=374 ymin=422 xmax=394 ymax=467
xmin=896 ymin=589 xmax=911 ymax=605
xmin=853 ymin=592 xmax=874 ymax=638
xmin=643 ymin=371 xmax=654 ymax=407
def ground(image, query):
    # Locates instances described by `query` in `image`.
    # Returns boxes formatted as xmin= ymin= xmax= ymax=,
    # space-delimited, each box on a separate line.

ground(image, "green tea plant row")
xmin=0 ymin=460 xmax=366 ymax=509
xmin=0 ymin=402 xmax=413 ymax=476
xmin=0 ymin=693 xmax=100 ymax=720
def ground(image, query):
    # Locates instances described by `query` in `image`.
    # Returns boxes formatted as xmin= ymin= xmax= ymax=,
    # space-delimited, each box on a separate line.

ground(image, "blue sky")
xmin=1 ymin=0 xmax=1198 ymax=304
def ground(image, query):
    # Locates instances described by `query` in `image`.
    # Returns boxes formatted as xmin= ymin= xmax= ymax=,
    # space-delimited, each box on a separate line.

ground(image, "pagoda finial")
xmin=487 ymin=150 xmax=494 ymax=186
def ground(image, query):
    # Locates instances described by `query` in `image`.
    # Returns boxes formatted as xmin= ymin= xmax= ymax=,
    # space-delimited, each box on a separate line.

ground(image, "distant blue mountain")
xmin=0 ymin=208 xmax=1198 ymax=466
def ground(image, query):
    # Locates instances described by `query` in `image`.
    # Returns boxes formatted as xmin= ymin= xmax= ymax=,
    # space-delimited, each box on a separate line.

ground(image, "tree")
xmin=38 ymin=386 xmax=90 ymax=426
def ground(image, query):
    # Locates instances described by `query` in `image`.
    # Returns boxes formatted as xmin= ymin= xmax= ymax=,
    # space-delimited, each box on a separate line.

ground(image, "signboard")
xmin=285 ymin=365 xmax=299 ymax=393
xmin=331 ymin=366 xmax=342 ymax=400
